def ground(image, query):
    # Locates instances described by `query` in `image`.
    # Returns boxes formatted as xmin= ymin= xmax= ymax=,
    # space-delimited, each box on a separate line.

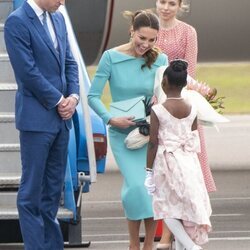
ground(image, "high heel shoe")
xmin=156 ymin=234 xmax=174 ymax=250
xmin=156 ymin=242 xmax=171 ymax=249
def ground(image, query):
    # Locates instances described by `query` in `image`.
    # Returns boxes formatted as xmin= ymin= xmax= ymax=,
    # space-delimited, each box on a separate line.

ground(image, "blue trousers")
xmin=17 ymin=123 xmax=69 ymax=250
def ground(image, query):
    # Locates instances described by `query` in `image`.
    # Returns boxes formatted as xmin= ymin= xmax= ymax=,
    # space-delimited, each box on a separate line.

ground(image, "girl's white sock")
xmin=164 ymin=218 xmax=195 ymax=250
xmin=191 ymin=245 xmax=203 ymax=250
xmin=164 ymin=218 xmax=203 ymax=250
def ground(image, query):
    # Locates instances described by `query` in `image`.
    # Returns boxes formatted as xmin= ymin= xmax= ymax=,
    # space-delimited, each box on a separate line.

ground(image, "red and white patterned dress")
xmin=156 ymin=20 xmax=216 ymax=192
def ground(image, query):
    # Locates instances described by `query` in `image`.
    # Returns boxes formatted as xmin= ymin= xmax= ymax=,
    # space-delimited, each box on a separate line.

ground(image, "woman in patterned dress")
xmin=88 ymin=10 xmax=168 ymax=250
xmin=154 ymin=0 xmax=216 ymax=249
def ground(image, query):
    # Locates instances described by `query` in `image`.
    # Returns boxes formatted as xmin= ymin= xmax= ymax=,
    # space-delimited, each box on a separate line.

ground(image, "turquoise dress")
xmin=88 ymin=49 xmax=168 ymax=220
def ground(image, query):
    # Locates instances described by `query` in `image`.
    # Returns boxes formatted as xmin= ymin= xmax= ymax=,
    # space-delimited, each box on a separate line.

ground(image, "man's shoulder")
xmin=6 ymin=4 xmax=23 ymax=19
xmin=5 ymin=7 xmax=27 ymax=30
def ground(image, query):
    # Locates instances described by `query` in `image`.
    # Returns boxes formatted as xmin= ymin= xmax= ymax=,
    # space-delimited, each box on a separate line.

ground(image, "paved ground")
xmin=203 ymin=115 xmax=250 ymax=170
xmin=1 ymin=170 xmax=249 ymax=250
xmin=0 ymin=115 xmax=249 ymax=250
xmin=81 ymin=169 xmax=250 ymax=250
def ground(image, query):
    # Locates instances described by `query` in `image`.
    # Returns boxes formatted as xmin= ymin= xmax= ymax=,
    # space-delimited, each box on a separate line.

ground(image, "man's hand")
xmin=57 ymin=96 xmax=77 ymax=120
xmin=144 ymin=170 xmax=156 ymax=195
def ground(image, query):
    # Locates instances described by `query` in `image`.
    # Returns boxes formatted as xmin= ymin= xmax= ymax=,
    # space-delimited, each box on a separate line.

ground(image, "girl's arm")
xmin=146 ymin=110 xmax=159 ymax=170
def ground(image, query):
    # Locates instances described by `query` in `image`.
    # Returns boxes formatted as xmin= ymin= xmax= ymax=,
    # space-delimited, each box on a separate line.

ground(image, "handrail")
xmin=59 ymin=6 xmax=97 ymax=183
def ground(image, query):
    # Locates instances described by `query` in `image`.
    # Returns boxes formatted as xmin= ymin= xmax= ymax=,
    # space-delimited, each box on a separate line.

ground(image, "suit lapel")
xmin=23 ymin=2 xmax=61 ymax=66
xmin=50 ymin=14 xmax=63 ymax=65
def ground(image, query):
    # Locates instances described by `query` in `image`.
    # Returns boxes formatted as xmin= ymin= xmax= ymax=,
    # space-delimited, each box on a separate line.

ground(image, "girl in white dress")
xmin=144 ymin=60 xmax=212 ymax=250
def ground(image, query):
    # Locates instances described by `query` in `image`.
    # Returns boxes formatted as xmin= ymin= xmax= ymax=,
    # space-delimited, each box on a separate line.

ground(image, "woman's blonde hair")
xmin=177 ymin=0 xmax=190 ymax=16
xmin=155 ymin=0 xmax=190 ymax=16
xmin=123 ymin=10 xmax=161 ymax=69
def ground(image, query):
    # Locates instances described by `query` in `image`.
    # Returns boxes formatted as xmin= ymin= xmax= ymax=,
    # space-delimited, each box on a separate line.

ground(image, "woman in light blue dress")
xmin=88 ymin=10 xmax=168 ymax=250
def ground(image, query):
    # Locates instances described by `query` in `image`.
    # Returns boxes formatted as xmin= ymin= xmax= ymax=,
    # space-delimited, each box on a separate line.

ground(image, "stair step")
xmin=0 ymin=113 xmax=17 ymax=144
xmin=0 ymin=23 xmax=6 ymax=53
xmin=0 ymin=191 xmax=74 ymax=219
xmin=0 ymin=84 xmax=16 ymax=112
xmin=0 ymin=173 xmax=20 ymax=188
xmin=0 ymin=83 xmax=17 ymax=90
xmin=0 ymin=0 xmax=13 ymax=23
xmin=0 ymin=143 xmax=19 ymax=151
xmin=0 ymin=53 xmax=15 ymax=83
xmin=0 ymin=207 xmax=74 ymax=220
xmin=0 ymin=112 xmax=15 ymax=122
xmin=0 ymin=144 xmax=21 ymax=173
xmin=0 ymin=81 xmax=16 ymax=86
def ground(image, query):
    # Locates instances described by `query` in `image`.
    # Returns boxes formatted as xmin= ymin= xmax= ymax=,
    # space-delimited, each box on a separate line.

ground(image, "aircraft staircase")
xmin=0 ymin=0 xmax=97 ymax=246
xmin=0 ymin=0 xmax=23 ymax=231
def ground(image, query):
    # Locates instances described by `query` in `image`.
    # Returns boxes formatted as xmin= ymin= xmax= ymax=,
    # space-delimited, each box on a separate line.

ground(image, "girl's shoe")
xmin=191 ymin=245 xmax=203 ymax=250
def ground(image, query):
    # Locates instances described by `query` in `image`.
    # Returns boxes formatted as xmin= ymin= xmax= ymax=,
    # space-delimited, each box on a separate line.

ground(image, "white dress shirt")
xmin=26 ymin=0 xmax=79 ymax=106
xmin=27 ymin=0 xmax=58 ymax=49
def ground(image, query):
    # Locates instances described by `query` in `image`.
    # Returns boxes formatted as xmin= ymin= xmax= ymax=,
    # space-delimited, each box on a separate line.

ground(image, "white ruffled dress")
xmin=152 ymin=104 xmax=212 ymax=245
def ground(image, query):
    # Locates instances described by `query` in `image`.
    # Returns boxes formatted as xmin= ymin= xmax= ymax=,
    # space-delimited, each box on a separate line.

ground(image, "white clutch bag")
xmin=124 ymin=128 xmax=149 ymax=150
xmin=124 ymin=116 xmax=150 ymax=150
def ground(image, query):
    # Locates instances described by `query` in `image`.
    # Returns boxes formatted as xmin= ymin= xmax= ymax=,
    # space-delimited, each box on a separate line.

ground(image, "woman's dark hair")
xmin=163 ymin=59 xmax=188 ymax=87
xmin=131 ymin=10 xmax=159 ymax=31
xmin=123 ymin=10 xmax=160 ymax=69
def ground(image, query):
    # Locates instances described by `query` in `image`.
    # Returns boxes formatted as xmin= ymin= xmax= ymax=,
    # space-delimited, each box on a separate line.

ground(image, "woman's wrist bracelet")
xmin=145 ymin=167 xmax=153 ymax=172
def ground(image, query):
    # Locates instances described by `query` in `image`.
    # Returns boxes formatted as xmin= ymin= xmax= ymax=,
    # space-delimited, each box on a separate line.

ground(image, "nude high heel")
xmin=156 ymin=235 xmax=174 ymax=250
xmin=156 ymin=242 xmax=171 ymax=249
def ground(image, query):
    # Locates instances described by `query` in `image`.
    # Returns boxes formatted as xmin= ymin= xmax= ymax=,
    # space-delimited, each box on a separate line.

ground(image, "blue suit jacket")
xmin=4 ymin=2 xmax=79 ymax=132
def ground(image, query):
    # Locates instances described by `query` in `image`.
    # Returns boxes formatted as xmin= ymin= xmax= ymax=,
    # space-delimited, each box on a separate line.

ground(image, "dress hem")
xmin=126 ymin=214 xmax=154 ymax=221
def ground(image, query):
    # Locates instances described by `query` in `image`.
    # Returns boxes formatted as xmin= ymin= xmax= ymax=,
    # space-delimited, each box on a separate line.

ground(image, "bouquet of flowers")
xmin=187 ymin=77 xmax=225 ymax=114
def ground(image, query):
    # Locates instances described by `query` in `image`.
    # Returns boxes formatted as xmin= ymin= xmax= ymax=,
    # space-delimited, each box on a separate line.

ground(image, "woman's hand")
xmin=109 ymin=116 xmax=136 ymax=129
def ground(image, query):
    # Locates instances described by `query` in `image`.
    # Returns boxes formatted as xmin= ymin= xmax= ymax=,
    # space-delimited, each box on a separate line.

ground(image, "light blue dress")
xmin=88 ymin=49 xmax=168 ymax=220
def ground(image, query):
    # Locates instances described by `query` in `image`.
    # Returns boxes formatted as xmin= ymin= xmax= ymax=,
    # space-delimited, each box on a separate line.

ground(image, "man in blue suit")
xmin=4 ymin=0 xmax=79 ymax=249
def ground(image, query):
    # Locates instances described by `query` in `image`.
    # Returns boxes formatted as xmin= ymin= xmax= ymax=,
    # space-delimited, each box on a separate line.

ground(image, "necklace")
xmin=167 ymin=97 xmax=183 ymax=100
